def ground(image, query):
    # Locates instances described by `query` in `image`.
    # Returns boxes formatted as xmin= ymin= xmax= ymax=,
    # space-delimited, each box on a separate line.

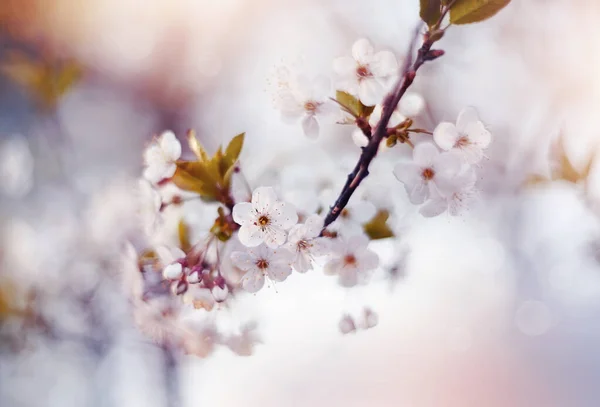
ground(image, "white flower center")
xmin=343 ymin=254 xmax=357 ymax=267
xmin=257 ymin=215 xmax=270 ymax=229
xmin=297 ymin=239 xmax=310 ymax=251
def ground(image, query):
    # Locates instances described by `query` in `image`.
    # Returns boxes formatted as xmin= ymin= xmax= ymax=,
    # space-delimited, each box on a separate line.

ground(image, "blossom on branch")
xmin=393 ymin=142 xmax=462 ymax=205
xmin=143 ymin=131 xmax=182 ymax=184
xmin=284 ymin=214 xmax=330 ymax=273
xmin=230 ymin=244 xmax=294 ymax=293
xmin=433 ymin=107 xmax=492 ymax=164
xmin=419 ymin=167 xmax=478 ymax=217
xmin=232 ymin=186 xmax=298 ymax=248
xmin=276 ymin=75 xmax=336 ymax=138
xmin=333 ymin=38 xmax=398 ymax=106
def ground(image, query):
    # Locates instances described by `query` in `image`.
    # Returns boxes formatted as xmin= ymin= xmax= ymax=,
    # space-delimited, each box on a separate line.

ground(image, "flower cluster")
xmin=130 ymin=25 xmax=495 ymax=355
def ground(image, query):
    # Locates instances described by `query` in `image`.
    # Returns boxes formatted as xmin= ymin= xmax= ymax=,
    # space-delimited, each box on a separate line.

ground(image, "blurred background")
xmin=2 ymin=0 xmax=600 ymax=406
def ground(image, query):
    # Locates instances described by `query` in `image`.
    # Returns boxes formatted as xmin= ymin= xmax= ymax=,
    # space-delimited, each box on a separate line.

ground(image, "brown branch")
xmin=321 ymin=23 xmax=446 ymax=232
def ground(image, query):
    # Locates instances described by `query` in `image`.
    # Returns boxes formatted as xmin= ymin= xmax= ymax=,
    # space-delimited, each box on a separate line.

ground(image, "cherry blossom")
xmin=230 ymin=244 xmax=294 ymax=293
xmin=324 ymin=235 xmax=379 ymax=287
xmin=284 ymin=215 xmax=330 ymax=273
xmin=232 ymin=186 xmax=298 ymax=248
xmin=419 ymin=167 xmax=478 ymax=217
xmin=143 ymin=131 xmax=182 ymax=184
xmin=393 ymin=142 xmax=462 ymax=205
xmin=433 ymin=107 xmax=492 ymax=164
xmin=333 ymin=38 xmax=398 ymax=106
xmin=276 ymin=75 xmax=336 ymax=138
xmin=329 ymin=200 xmax=376 ymax=236
xmin=339 ymin=314 xmax=357 ymax=334
xmin=359 ymin=307 xmax=379 ymax=330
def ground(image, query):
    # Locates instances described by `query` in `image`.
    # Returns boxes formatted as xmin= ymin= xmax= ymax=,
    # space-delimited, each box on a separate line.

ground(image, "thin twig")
xmin=321 ymin=21 xmax=446 ymax=232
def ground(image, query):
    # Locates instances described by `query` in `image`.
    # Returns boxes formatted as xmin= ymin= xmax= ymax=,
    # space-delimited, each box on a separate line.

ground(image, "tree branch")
xmin=321 ymin=23 xmax=445 ymax=232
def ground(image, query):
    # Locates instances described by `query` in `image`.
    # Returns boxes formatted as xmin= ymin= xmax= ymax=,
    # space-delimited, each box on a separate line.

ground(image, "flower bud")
xmin=212 ymin=285 xmax=229 ymax=302
xmin=171 ymin=279 xmax=188 ymax=295
xmin=163 ymin=263 xmax=184 ymax=280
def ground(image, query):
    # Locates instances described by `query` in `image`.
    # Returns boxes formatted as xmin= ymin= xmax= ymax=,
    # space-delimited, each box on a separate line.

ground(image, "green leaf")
xmin=336 ymin=90 xmax=363 ymax=117
xmin=223 ymin=132 xmax=245 ymax=169
xmin=449 ymin=0 xmax=511 ymax=25
xmin=171 ymin=162 xmax=219 ymax=200
xmin=420 ymin=0 xmax=442 ymax=27
xmin=363 ymin=210 xmax=395 ymax=240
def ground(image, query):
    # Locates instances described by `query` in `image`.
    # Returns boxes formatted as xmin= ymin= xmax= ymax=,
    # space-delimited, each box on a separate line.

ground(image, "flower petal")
xmin=456 ymin=107 xmax=481 ymax=134
xmin=231 ymin=251 xmax=256 ymax=271
xmin=358 ymin=250 xmax=379 ymax=271
xmin=338 ymin=268 xmax=359 ymax=287
xmin=358 ymin=78 xmax=384 ymax=106
xmin=464 ymin=121 xmax=492 ymax=148
xmin=399 ymin=92 xmax=425 ymax=117
xmin=433 ymin=150 xmax=463 ymax=178
xmin=304 ymin=214 xmax=324 ymax=238
xmin=271 ymin=202 xmax=298 ymax=229
xmin=413 ymin=142 xmax=440 ymax=166
xmin=309 ymin=238 xmax=331 ymax=257
xmin=252 ymin=186 xmax=278 ymax=213
xmin=352 ymin=129 xmax=369 ymax=148
xmin=346 ymin=234 xmax=369 ymax=252
xmin=158 ymin=131 xmax=182 ymax=161
xmin=333 ymin=56 xmax=357 ymax=79
xmin=232 ymin=202 xmax=254 ymax=225
xmin=302 ymin=115 xmax=320 ymax=139
xmin=433 ymin=122 xmax=459 ymax=151
xmin=263 ymin=226 xmax=287 ymax=248
xmin=237 ymin=224 xmax=264 ymax=247
xmin=393 ymin=161 xmax=420 ymax=189
xmin=292 ymin=252 xmax=312 ymax=273
xmin=419 ymin=198 xmax=448 ymax=217
xmin=368 ymin=104 xmax=384 ymax=128
xmin=267 ymin=263 xmax=292 ymax=282
xmin=311 ymin=76 xmax=331 ymax=100
xmin=370 ymin=50 xmax=398 ymax=78
xmin=352 ymin=38 xmax=374 ymax=64
xmin=407 ymin=180 xmax=429 ymax=204
xmin=242 ymin=270 xmax=265 ymax=293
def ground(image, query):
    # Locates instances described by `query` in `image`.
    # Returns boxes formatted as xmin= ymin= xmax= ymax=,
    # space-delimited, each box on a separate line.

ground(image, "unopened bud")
xmin=171 ymin=279 xmax=188 ymax=295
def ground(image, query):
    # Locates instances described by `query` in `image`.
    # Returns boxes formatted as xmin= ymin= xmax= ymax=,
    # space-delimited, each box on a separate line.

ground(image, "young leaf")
xmin=171 ymin=162 xmax=219 ymax=200
xmin=223 ymin=132 xmax=245 ymax=169
xmin=363 ymin=210 xmax=395 ymax=240
xmin=187 ymin=130 xmax=209 ymax=161
xmin=336 ymin=91 xmax=363 ymax=117
xmin=449 ymin=0 xmax=511 ymax=25
xmin=420 ymin=0 xmax=442 ymax=27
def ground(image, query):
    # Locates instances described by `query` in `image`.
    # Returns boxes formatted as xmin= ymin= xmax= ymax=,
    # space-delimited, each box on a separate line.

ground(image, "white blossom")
xmin=284 ymin=215 xmax=330 ymax=273
xmin=333 ymin=38 xmax=398 ymax=106
xmin=433 ymin=107 xmax=492 ymax=164
xmin=143 ymin=131 xmax=182 ymax=183
xmin=324 ymin=235 xmax=379 ymax=287
xmin=339 ymin=314 xmax=357 ymax=334
xmin=230 ymin=245 xmax=294 ymax=293
xmin=419 ymin=167 xmax=478 ymax=217
xmin=156 ymin=245 xmax=186 ymax=280
xmin=276 ymin=75 xmax=336 ymax=138
xmin=330 ymin=200 xmax=376 ymax=237
xmin=359 ymin=307 xmax=379 ymax=330
xmin=393 ymin=142 xmax=462 ymax=205
xmin=232 ymin=186 xmax=298 ymax=248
